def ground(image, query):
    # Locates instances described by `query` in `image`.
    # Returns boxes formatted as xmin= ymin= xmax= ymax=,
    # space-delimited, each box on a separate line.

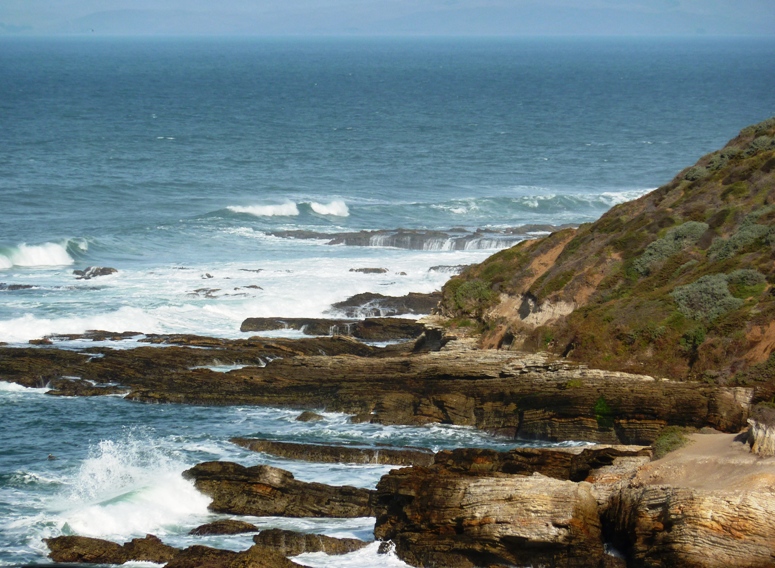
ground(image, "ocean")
xmin=0 ymin=36 xmax=774 ymax=566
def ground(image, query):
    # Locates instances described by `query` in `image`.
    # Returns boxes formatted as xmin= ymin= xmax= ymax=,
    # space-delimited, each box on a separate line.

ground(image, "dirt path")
xmin=633 ymin=430 xmax=775 ymax=492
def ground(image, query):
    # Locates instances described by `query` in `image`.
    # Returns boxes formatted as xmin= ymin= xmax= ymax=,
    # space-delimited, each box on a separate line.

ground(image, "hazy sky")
xmin=1 ymin=0 xmax=773 ymax=36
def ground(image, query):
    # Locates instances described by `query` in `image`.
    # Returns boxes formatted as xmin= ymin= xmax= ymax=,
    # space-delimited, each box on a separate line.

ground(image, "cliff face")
xmin=440 ymin=117 xmax=775 ymax=393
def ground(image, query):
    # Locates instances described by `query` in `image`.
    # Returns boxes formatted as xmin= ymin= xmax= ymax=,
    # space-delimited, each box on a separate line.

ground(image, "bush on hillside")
xmin=670 ymin=273 xmax=743 ymax=322
xmin=632 ymin=221 xmax=708 ymax=276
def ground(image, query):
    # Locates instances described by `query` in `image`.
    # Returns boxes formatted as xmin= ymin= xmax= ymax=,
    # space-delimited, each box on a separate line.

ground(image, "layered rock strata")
xmin=183 ymin=461 xmax=376 ymax=517
xmin=231 ymin=437 xmax=435 ymax=467
xmin=252 ymin=529 xmax=370 ymax=556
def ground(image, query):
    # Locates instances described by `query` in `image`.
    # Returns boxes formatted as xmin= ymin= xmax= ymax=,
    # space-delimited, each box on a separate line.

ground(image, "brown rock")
xmin=165 ymin=545 xmax=238 ymax=568
xmin=228 ymin=545 xmax=304 ymax=568
xmin=231 ymin=437 xmax=435 ymax=467
xmin=190 ymin=520 xmax=259 ymax=536
xmin=375 ymin=469 xmax=605 ymax=568
xmin=239 ymin=317 xmax=424 ymax=341
xmin=330 ymin=291 xmax=442 ymax=317
xmin=45 ymin=536 xmax=128 ymax=564
xmin=122 ymin=534 xmax=179 ymax=563
xmin=253 ymin=529 xmax=370 ymax=556
xmin=183 ymin=461 xmax=375 ymax=517
xmin=295 ymin=410 xmax=325 ymax=422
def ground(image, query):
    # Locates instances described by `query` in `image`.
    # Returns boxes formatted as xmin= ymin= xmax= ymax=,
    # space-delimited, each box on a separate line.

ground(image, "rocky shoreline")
xmin=1 ymin=320 xmax=773 ymax=566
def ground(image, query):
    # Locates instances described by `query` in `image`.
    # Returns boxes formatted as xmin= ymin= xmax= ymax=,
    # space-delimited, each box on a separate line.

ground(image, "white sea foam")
xmin=0 ymin=242 xmax=74 ymax=269
xmin=293 ymin=541 xmax=412 ymax=568
xmin=227 ymin=202 xmax=300 ymax=217
xmin=55 ymin=433 xmax=210 ymax=539
xmin=309 ymin=200 xmax=350 ymax=217
xmin=600 ymin=188 xmax=654 ymax=205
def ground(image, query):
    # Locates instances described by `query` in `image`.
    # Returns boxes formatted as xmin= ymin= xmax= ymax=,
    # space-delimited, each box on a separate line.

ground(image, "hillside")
xmin=440 ymin=117 xmax=775 ymax=400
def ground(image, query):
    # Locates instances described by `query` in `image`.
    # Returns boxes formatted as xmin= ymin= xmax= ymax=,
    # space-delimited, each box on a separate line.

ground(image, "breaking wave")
xmin=309 ymin=200 xmax=350 ymax=217
xmin=227 ymin=202 xmax=301 ymax=217
xmin=0 ymin=241 xmax=84 ymax=269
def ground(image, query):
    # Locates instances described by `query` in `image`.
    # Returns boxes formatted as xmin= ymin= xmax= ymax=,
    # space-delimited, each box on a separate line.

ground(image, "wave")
xmin=309 ymin=200 xmax=350 ymax=217
xmin=227 ymin=202 xmax=300 ymax=217
xmin=56 ymin=429 xmax=210 ymax=539
xmin=0 ymin=241 xmax=79 ymax=269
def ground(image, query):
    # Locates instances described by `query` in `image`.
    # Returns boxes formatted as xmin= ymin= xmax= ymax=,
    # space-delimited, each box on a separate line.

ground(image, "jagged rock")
xmin=46 ymin=536 xmax=128 ymax=564
xmin=0 ymin=283 xmax=35 ymax=291
xmin=121 ymin=534 xmax=179 ymax=563
xmin=165 ymin=545 xmax=237 ymax=568
xmin=330 ymin=291 xmax=442 ymax=317
xmin=295 ymin=410 xmax=325 ymax=422
xmin=231 ymin=437 xmax=435 ymax=466
xmin=606 ymin=432 xmax=775 ymax=568
xmin=349 ymin=267 xmax=388 ymax=274
xmin=183 ymin=461 xmax=375 ymax=517
xmin=239 ymin=317 xmax=425 ymax=342
xmin=253 ymin=529 xmax=370 ymax=556
xmin=748 ymin=404 xmax=775 ymax=457
xmin=46 ymin=534 xmax=178 ymax=565
xmin=608 ymin=486 xmax=775 ymax=568
xmin=73 ymin=266 xmax=117 ymax=280
xmin=190 ymin=520 xmax=259 ymax=536
xmin=375 ymin=469 xmax=605 ymax=568
xmin=45 ymin=377 xmax=128 ymax=397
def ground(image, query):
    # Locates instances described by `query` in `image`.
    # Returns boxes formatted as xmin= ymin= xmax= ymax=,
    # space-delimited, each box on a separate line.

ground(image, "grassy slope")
xmin=440 ymin=117 xmax=775 ymax=400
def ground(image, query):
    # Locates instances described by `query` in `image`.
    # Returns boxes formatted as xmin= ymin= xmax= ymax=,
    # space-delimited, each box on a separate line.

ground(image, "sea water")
xmin=0 ymin=36 xmax=774 ymax=566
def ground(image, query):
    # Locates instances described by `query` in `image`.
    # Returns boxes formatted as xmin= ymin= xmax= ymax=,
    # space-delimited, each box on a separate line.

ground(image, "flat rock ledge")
xmin=239 ymin=316 xmax=425 ymax=341
xmin=253 ymin=528 xmax=370 ymax=556
xmin=189 ymin=519 xmax=259 ymax=536
xmin=183 ymin=461 xmax=376 ymax=517
xmin=46 ymin=535 xmax=303 ymax=568
xmin=231 ymin=437 xmax=435 ymax=467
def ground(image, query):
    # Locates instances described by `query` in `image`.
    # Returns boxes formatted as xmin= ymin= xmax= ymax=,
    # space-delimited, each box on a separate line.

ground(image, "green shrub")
xmin=632 ymin=221 xmax=708 ymax=276
xmin=594 ymin=396 xmax=614 ymax=429
xmin=670 ymin=273 xmax=743 ymax=321
xmin=709 ymin=208 xmax=774 ymax=260
xmin=726 ymin=269 xmax=766 ymax=296
xmin=744 ymin=135 xmax=775 ymax=156
xmin=653 ymin=426 xmax=693 ymax=459
xmin=454 ymin=279 xmax=494 ymax=314
xmin=684 ymin=166 xmax=708 ymax=181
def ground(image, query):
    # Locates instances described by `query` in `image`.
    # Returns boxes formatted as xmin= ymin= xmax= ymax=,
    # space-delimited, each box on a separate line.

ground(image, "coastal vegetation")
xmin=440 ymin=117 xmax=775 ymax=402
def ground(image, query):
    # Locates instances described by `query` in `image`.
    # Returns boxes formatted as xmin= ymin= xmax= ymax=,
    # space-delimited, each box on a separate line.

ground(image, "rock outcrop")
xmin=189 ymin=519 xmax=259 ymax=536
xmin=329 ymin=291 xmax=442 ymax=317
xmin=46 ymin=534 xmax=178 ymax=565
xmin=231 ymin=437 xmax=435 ymax=467
xmin=606 ymin=431 xmax=775 ymax=568
xmin=239 ymin=317 xmax=425 ymax=341
xmin=748 ymin=404 xmax=775 ymax=457
xmin=73 ymin=266 xmax=118 ymax=280
xmin=183 ymin=461 xmax=375 ymax=517
xmin=253 ymin=529 xmax=369 ymax=556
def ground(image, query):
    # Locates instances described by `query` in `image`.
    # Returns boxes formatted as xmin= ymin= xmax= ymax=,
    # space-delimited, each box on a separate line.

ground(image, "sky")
xmin=0 ymin=0 xmax=773 ymax=36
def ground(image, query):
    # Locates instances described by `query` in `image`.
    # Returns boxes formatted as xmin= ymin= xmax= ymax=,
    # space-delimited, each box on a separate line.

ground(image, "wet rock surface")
xmin=239 ymin=316 xmax=425 ymax=341
xmin=329 ymin=291 xmax=441 ymax=318
xmin=183 ymin=461 xmax=376 ymax=518
xmin=231 ymin=437 xmax=435 ymax=466
xmin=189 ymin=520 xmax=259 ymax=536
xmin=46 ymin=534 xmax=178 ymax=565
xmin=253 ymin=528 xmax=370 ymax=556
xmin=0 ymin=340 xmax=753 ymax=444
xmin=73 ymin=266 xmax=118 ymax=280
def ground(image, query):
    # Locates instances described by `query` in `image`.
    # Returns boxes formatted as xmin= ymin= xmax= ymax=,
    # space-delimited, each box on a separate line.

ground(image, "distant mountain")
xmin=440 ymin=117 xmax=775 ymax=397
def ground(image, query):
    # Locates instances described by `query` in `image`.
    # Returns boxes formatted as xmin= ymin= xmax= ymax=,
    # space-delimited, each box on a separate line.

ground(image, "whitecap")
xmin=227 ymin=202 xmax=300 ymax=217
xmin=309 ymin=200 xmax=350 ymax=217
xmin=0 ymin=242 xmax=74 ymax=269
xmin=54 ymin=432 xmax=210 ymax=539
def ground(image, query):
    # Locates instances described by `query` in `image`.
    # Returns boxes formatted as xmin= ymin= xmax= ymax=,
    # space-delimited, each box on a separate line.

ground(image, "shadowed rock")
xmin=253 ymin=529 xmax=370 ymax=556
xmin=239 ymin=317 xmax=424 ymax=341
xmin=46 ymin=534 xmax=178 ymax=565
xmin=295 ymin=410 xmax=325 ymax=422
xmin=190 ymin=520 xmax=259 ymax=536
xmin=73 ymin=266 xmax=117 ymax=280
xmin=329 ymin=292 xmax=441 ymax=318
xmin=231 ymin=437 xmax=435 ymax=467
xmin=183 ymin=461 xmax=375 ymax=518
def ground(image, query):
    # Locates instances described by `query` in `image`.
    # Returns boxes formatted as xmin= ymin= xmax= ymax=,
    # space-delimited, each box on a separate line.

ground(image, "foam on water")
xmin=227 ymin=202 xmax=300 ymax=217
xmin=53 ymin=431 xmax=210 ymax=539
xmin=309 ymin=200 xmax=350 ymax=217
xmin=0 ymin=242 xmax=74 ymax=269
xmin=293 ymin=541 xmax=413 ymax=568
